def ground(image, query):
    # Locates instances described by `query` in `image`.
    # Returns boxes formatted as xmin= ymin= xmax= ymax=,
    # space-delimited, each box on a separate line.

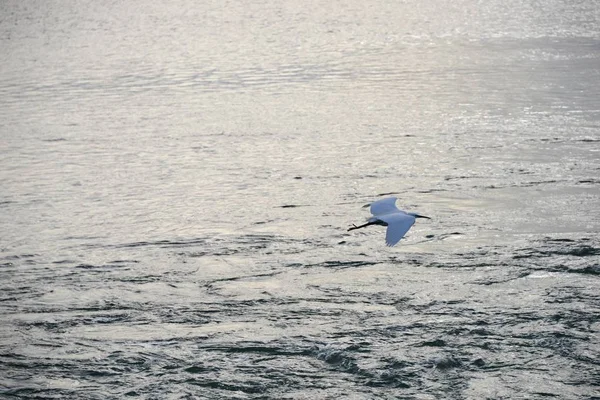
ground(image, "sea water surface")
xmin=1 ymin=0 xmax=599 ymax=398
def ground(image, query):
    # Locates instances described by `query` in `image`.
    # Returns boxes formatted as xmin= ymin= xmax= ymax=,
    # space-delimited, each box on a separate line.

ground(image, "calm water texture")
xmin=1 ymin=0 xmax=599 ymax=398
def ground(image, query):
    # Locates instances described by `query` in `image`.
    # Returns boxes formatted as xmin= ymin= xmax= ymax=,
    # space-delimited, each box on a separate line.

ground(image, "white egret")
xmin=348 ymin=197 xmax=430 ymax=246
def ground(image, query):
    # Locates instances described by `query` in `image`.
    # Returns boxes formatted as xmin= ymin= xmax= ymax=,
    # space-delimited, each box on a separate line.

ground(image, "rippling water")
xmin=1 ymin=0 xmax=599 ymax=398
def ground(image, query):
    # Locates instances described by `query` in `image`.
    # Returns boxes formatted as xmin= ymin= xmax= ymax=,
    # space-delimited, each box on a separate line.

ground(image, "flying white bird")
xmin=348 ymin=197 xmax=430 ymax=246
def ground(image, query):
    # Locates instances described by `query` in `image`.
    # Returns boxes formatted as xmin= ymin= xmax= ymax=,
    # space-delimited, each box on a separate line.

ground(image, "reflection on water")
xmin=1 ymin=0 xmax=599 ymax=398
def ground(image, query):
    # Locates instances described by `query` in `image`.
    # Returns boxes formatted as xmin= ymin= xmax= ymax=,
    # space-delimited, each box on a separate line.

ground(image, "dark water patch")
xmin=535 ymin=263 xmax=600 ymax=276
xmin=545 ymin=286 xmax=600 ymax=306
xmin=513 ymin=238 xmax=600 ymax=263
xmin=18 ymin=310 xmax=137 ymax=332
xmin=425 ymin=260 xmax=497 ymax=269
xmin=312 ymin=346 xmax=423 ymax=389
xmin=105 ymin=351 xmax=162 ymax=371
xmin=387 ymin=255 xmax=430 ymax=267
xmin=0 ymin=200 xmax=17 ymax=207
xmin=576 ymin=265 xmax=600 ymax=275
xmin=471 ymin=271 xmax=530 ymax=286
xmin=422 ymin=232 xmax=463 ymax=242
xmin=170 ymin=342 xmax=347 ymax=394
xmin=154 ymin=308 xmax=213 ymax=325
xmin=410 ymin=299 xmax=467 ymax=311
xmin=222 ymin=344 xmax=311 ymax=357
xmin=74 ymin=263 xmax=129 ymax=270
xmin=82 ymin=313 xmax=134 ymax=325
xmin=419 ymin=339 xmax=447 ymax=347
xmin=0 ymin=387 xmax=82 ymax=400
xmin=444 ymin=175 xmax=477 ymax=181
xmin=69 ymin=300 xmax=139 ymax=313
xmin=522 ymin=179 xmax=559 ymax=186
xmin=109 ymin=259 xmax=140 ymax=264
xmin=416 ymin=188 xmax=448 ymax=193
xmin=368 ymin=359 xmax=421 ymax=389
xmin=305 ymin=260 xmax=379 ymax=269
xmin=116 ymin=238 xmax=209 ymax=249
xmin=315 ymin=348 xmax=360 ymax=374
xmin=252 ymin=219 xmax=274 ymax=225
xmin=120 ymin=234 xmax=310 ymax=259
xmin=528 ymin=137 xmax=600 ymax=144
xmin=52 ymin=259 xmax=79 ymax=265
xmin=204 ymin=270 xmax=284 ymax=285
xmin=577 ymin=178 xmax=600 ymax=184
xmin=545 ymin=238 xmax=577 ymax=243
xmin=0 ymin=262 xmax=15 ymax=268
xmin=482 ymin=179 xmax=567 ymax=190
xmin=25 ymin=319 xmax=80 ymax=333
xmin=552 ymin=245 xmax=600 ymax=257
xmin=286 ymin=304 xmax=359 ymax=318
xmin=80 ymin=368 xmax=122 ymax=377
xmin=471 ymin=358 xmax=486 ymax=367
xmin=188 ymin=298 xmax=301 ymax=316
xmin=186 ymin=379 xmax=266 ymax=394
xmin=181 ymin=250 xmax=209 ymax=257
xmin=1 ymin=285 xmax=45 ymax=301
xmin=117 ymin=274 xmax=161 ymax=283
xmin=1 ymin=253 xmax=39 ymax=261
xmin=578 ymin=138 xmax=600 ymax=142
xmin=365 ymin=373 xmax=411 ymax=388
xmin=511 ymin=244 xmax=600 ymax=275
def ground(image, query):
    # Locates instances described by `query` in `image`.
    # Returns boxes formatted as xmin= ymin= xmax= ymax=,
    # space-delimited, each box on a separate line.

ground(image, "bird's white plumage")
xmin=377 ymin=213 xmax=416 ymax=247
xmin=369 ymin=197 xmax=401 ymax=216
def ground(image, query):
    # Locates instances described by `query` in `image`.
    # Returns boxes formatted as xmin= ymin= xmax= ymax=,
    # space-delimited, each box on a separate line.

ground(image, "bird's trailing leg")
xmin=348 ymin=221 xmax=379 ymax=231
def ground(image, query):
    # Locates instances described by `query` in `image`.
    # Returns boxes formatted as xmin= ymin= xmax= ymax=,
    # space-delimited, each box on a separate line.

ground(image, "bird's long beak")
xmin=414 ymin=214 xmax=431 ymax=219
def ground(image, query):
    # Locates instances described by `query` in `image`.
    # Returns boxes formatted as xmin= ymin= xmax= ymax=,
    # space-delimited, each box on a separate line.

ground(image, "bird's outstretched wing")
xmin=378 ymin=213 xmax=415 ymax=247
xmin=370 ymin=197 xmax=401 ymax=216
